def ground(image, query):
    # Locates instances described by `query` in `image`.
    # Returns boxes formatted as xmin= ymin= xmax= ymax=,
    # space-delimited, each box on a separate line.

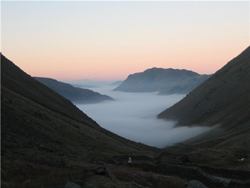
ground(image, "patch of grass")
xmin=108 ymin=165 xmax=186 ymax=188
xmin=145 ymin=173 xmax=186 ymax=188
xmin=1 ymin=158 xmax=86 ymax=188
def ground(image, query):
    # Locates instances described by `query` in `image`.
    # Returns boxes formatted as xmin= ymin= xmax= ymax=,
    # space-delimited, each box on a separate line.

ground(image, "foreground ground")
xmin=2 ymin=149 xmax=250 ymax=188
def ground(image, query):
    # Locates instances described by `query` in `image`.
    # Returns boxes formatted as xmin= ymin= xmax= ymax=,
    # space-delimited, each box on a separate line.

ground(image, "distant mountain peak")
xmin=114 ymin=67 xmax=209 ymax=94
xmin=34 ymin=77 xmax=114 ymax=104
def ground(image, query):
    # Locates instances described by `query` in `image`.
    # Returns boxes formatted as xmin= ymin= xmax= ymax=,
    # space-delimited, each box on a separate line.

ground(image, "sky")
xmin=1 ymin=1 xmax=250 ymax=81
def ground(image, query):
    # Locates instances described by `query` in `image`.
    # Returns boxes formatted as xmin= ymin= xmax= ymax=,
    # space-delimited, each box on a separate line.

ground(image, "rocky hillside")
xmin=113 ymin=68 xmax=210 ymax=95
xmin=2 ymin=53 xmax=250 ymax=188
xmin=1 ymin=54 xmax=160 ymax=186
xmin=34 ymin=77 xmax=114 ymax=104
xmin=158 ymin=46 xmax=250 ymax=151
xmin=1 ymin=54 xmax=156 ymax=159
xmin=158 ymin=46 xmax=250 ymax=128
xmin=155 ymin=47 xmax=250 ymax=184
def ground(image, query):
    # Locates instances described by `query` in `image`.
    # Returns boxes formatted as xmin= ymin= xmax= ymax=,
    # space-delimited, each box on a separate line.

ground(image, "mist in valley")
xmin=76 ymin=84 xmax=211 ymax=148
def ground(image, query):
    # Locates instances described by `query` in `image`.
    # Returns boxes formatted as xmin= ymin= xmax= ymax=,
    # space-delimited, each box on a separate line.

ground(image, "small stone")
xmin=95 ymin=167 xmax=106 ymax=175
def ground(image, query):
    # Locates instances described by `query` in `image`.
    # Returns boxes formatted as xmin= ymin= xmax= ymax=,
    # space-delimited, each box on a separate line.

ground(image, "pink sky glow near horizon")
xmin=2 ymin=1 xmax=250 ymax=81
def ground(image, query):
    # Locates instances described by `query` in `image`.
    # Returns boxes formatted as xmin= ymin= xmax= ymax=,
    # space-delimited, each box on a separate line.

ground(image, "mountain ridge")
xmin=114 ymin=67 xmax=210 ymax=94
xmin=2 ymin=53 xmax=250 ymax=187
xmin=158 ymin=46 xmax=250 ymax=129
xmin=1 ymin=54 xmax=96 ymax=127
xmin=1 ymin=54 xmax=157 ymax=162
xmin=34 ymin=77 xmax=114 ymax=104
xmin=158 ymin=46 xmax=250 ymax=152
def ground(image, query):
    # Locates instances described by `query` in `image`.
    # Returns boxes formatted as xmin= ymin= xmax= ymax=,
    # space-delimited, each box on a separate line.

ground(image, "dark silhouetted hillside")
xmin=34 ymin=77 xmax=114 ymax=104
xmin=1 ymin=54 xmax=95 ymax=126
xmin=114 ymin=68 xmax=210 ymax=94
xmin=158 ymin=46 xmax=250 ymax=150
xmin=158 ymin=46 xmax=250 ymax=128
xmin=1 ymin=54 xmax=159 ymax=185
xmin=2 ymin=54 xmax=249 ymax=187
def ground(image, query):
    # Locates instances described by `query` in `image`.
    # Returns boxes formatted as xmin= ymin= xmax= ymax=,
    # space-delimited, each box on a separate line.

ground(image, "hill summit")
xmin=114 ymin=68 xmax=210 ymax=94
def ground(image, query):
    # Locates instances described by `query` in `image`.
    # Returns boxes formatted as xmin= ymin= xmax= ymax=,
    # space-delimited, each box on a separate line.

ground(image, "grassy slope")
xmin=158 ymin=46 xmax=250 ymax=169
xmin=1 ymin=54 xmax=95 ymax=127
xmin=1 ymin=54 xmax=163 ymax=187
xmin=2 ymin=53 xmax=249 ymax=187
xmin=158 ymin=46 xmax=250 ymax=129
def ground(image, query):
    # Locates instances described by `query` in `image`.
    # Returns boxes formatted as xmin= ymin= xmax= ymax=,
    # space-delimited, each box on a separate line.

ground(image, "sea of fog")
xmin=76 ymin=85 xmax=211 ymax=148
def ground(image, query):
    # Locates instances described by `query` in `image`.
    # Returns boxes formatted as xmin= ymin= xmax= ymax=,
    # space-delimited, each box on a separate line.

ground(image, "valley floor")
xmin=2 ymin=149 xmax=250 ymax=188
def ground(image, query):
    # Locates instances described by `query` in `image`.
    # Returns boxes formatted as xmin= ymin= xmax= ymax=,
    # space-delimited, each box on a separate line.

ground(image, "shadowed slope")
xmin=157 ymin=47 xmax=250 ymax=170
xmin=1 ymin=54 xmax=157 ymax=166
xmin=34 ymin=77 xmax=114 ymax=104
xmin=158 ymin=46 xmax=250 ymax=129
xmin=1 ymin=54 xmax=95 ymax=127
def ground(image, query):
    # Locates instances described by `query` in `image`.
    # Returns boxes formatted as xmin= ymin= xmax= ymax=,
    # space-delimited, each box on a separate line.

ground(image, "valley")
xmin=77 ymin=85 xmax=211 ymax=148
xmin=2 ymin=45 xmax=250 ymax=187
xmin=2 ymin=1 xmax=249 ymax=187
